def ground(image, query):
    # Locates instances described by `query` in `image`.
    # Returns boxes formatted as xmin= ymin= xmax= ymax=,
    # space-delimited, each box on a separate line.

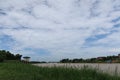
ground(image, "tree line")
xmin=0 ymin=50 xmax=22 ymax=62
xmin=60 ymin=54 xmax=120 ymax=63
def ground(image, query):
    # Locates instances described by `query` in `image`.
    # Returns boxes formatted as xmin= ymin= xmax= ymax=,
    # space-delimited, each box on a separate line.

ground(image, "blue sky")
xmin=0 ymin=0 xmax=120 ymax=61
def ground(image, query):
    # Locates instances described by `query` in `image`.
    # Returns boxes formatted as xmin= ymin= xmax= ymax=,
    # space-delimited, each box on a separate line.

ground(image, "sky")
xmin=0 ymin=0 xmax=120 ymax=61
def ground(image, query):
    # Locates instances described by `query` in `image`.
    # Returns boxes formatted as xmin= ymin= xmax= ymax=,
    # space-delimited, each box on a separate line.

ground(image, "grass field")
xmin=0 ymin=61 xmax=120 ymax=80
xmin=34 ymin=63 xmax=120 ymax=75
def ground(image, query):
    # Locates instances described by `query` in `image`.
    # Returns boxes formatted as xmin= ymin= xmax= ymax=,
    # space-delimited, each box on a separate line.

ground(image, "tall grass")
xmin=0 ymin=61 xmax=120 ymax=80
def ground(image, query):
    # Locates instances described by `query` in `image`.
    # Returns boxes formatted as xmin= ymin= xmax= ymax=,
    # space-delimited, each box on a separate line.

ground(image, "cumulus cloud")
xmin=0 ymin=0 xmax=120 ymax=61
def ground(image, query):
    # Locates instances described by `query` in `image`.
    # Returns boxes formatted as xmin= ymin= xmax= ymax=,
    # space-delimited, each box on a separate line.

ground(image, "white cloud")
xmin=0 ymin=0 xmax=120 ymax=61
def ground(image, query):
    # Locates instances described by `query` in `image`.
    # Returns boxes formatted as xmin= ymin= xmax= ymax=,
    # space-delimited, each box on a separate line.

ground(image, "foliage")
xmin=0 ymin=50 xmax=22 ymax=62
xmin=60 ymin=54 xmax=120 ymax=63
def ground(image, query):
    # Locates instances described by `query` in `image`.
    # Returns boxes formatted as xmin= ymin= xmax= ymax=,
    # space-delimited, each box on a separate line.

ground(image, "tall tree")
xmin=0 ymin=50 xmax=22 ymax=62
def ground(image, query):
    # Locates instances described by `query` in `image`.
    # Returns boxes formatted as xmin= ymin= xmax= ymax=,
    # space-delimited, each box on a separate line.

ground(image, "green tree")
xmin=60 ymin=58 xmax=70 ymax=63
xmin=0 ymin=50 xmax=22 ymax=62
xmin=15 ymin=54 xmax=22 ymax=60
xmin=0 ymin=50 xmax=6 ymax=62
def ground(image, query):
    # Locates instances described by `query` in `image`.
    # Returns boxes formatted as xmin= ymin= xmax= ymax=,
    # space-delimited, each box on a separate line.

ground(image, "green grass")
xmin=0 ymin=61 xmax=120 ymax=80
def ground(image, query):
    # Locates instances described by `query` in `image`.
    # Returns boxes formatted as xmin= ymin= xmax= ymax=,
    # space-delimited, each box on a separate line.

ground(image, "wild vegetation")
xmin=0 ymin=61 xmax=120 ymax=80
xmin=0 ymin=50 xmax=120 ymax=80
xmin=0 ymin=50 xmax=22 ymax=62
xmin=60 ymin=54 xmax=120 ymax=63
